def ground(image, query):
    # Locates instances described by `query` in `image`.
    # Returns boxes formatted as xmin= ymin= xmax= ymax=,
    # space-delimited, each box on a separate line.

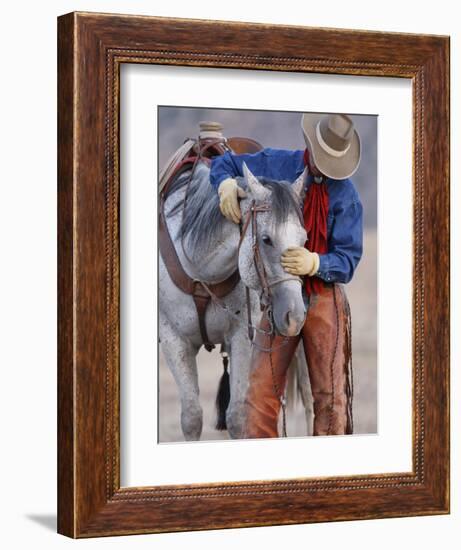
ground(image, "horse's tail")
xmin=215 ymin=349 xmax=230 ymax=430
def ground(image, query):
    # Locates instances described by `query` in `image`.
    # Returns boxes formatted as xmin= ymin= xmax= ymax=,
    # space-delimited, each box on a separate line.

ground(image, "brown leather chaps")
xmin=242 ymin=283 xmax=352 ymax=438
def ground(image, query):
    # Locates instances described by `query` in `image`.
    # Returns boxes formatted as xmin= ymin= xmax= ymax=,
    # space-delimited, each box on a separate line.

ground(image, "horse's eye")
xmin=261 ymin=235 xmax=273 ymax=246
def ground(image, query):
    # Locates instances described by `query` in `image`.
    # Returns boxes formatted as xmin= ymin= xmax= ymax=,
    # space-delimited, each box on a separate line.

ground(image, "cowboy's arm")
xmin=211 ymin=148 xmax=305 ymax=222
xmin=316 ymin=193 xmax=363 ymax=284
xmin=209 ymin=150 xmax=269 ymax=189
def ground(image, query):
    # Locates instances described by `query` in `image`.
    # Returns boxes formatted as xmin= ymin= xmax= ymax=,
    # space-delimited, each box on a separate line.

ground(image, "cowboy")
xmin=209 ymin=113 xmax=363 ymax=437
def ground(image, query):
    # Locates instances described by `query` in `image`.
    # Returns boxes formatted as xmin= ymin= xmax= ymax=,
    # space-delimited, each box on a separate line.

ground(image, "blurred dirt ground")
xmin=159 ymin=230 xmax=377 ymax=442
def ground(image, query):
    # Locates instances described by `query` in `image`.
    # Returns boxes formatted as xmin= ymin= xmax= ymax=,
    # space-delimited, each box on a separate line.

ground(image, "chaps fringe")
xmin=344 ymin=293 xmax=354 ymax=434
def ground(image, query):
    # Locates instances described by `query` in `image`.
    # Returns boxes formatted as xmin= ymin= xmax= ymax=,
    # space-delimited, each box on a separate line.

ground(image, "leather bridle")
xmin=237 ymin=199 xmax=303 ymax=339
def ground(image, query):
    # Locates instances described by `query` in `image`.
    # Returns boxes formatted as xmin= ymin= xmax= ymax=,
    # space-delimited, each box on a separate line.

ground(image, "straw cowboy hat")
xmin=301 ymin=113 xmax=361 ymax=180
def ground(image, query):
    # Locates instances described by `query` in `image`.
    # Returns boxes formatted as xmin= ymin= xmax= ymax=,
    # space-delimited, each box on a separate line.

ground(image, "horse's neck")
xmin=163 ymin=189 xmax=240 ymax=283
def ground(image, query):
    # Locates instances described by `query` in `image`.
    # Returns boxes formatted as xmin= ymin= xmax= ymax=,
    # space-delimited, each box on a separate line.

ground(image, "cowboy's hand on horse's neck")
xmin=218 ymin=178 xmax=246 ymax=224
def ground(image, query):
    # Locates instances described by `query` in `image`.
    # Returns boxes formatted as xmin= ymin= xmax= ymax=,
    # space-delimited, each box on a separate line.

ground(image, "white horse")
xmin=159 ymin=161 xmax=312 ymax=440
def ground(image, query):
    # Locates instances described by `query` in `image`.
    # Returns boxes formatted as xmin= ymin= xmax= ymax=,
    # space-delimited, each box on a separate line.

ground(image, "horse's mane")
xmin=165 ymin=161 xmax=302 ymax=256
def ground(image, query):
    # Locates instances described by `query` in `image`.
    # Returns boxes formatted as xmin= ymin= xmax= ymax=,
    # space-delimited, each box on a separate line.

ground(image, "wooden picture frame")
xmin=57 ymin=11 xmax=450 ymax=538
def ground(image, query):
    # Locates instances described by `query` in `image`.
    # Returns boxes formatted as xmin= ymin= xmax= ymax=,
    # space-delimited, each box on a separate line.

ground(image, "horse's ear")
xmin=291 ymin=167 xmax=308 ymax=202
xmin=242 ymin=162 xmax=270 ymax=201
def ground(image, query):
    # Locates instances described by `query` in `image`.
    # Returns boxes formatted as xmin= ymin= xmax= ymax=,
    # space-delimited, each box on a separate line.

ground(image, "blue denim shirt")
xmin=210 ymin=148 xmax=363 ymax=284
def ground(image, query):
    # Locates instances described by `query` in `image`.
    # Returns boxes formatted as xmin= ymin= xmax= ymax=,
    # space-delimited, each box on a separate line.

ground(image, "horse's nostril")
xmin=285 ymin=309 xmax=304 ymax=329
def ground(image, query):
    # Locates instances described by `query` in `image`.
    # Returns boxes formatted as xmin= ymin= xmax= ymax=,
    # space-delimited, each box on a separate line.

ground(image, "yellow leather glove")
xmin=281 ymin=247 xmax=320 ymax=277
xmin=218 ymin=178 xmax=247 ymax=223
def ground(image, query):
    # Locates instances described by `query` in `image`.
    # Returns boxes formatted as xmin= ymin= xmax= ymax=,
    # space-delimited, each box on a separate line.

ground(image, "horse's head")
xmin=238 ymin=163 xmax=308 ymax=337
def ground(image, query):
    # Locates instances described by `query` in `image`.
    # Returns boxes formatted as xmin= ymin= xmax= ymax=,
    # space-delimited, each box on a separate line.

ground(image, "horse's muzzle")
xmin=270 ymin=282 xmax=306 ymax=337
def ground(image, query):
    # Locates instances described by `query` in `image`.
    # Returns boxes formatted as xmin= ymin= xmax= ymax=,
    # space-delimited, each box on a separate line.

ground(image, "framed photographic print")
xmin=57 ymin=12 xmax=450 ymax=537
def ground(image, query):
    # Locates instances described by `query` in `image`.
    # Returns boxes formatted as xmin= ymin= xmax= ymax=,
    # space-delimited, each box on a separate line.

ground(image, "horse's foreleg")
xmin=295 ymin=346 xmax=314 ymax=436
xmin=226 ymin=328 xmax=253 ymax=439
xmin=160 ymin=322 xmax=202 ymax=441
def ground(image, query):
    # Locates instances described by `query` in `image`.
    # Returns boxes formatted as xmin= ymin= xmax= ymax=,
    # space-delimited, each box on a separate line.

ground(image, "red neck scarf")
xmin=302 ymin=149 xmax=329 ymax=296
